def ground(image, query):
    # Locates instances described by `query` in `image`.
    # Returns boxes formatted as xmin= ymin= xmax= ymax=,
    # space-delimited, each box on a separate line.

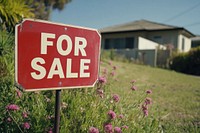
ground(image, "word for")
xmin=31 ymin=32 xmax=91 ymax=80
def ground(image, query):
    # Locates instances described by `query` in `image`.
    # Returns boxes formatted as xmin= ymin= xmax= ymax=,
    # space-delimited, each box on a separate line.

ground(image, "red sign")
xmin=15 ymin=19 xmax=101 ymax=91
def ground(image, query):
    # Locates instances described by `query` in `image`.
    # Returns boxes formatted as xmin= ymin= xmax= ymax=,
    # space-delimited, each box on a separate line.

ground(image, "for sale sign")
xmin=15 ymin=19 xmax=101 ymax=91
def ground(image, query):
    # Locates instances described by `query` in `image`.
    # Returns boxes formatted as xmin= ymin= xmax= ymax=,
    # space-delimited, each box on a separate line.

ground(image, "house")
xmin=191 ymin=35 xmax=200 ymax=48
xmin=99 ymin=20 xmax=195 ymax=66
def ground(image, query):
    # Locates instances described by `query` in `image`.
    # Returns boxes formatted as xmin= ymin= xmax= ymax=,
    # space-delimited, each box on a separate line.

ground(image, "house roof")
xmin=99 ymin=20 xmax=194 ymax=37
xmin=191 ymin=35 xmax=200 ymax=42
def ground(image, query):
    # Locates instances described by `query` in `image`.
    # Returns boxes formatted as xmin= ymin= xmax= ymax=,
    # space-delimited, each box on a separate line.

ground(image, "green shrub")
xmin=170 ymin=46 xmax=200 ymax=76
xmin=0 ymin=31 xmax=14 ymax=82
xmin=187 ymin=46 xmax=200 ymax=75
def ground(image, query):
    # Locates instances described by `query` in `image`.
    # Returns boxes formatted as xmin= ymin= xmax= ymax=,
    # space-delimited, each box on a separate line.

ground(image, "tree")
xmin=0 ymin=0 xmax=72 ymax=31
xmin=0 ymin=0 xmax=34 ymax=31
xmin=26 ymin=0 xmax=72 ymax=20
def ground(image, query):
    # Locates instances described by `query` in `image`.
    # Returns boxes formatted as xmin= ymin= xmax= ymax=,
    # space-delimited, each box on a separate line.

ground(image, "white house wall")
xmin=138 ymin=37 xmax=166 ymax=50
xmin=178 ymin=34 xmax=191 ymax=52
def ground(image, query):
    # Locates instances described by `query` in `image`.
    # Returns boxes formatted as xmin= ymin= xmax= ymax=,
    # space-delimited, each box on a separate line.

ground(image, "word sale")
xmin=31 ymin=32 xmax=91 ymax=80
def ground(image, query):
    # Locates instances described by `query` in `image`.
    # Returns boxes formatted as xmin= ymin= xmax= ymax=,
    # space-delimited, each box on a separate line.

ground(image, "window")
xmin=182 ymin=38 xmax=185 ymax=51
xmin=125 ymin=37 xmax=134 ymax=49
xmin=105 ymin=39 xmax=110 ymax=49
xmin=104 ymin=37 xmax=134 ymax=49
xmin=113 ymin=38 xmax=125 ymax=49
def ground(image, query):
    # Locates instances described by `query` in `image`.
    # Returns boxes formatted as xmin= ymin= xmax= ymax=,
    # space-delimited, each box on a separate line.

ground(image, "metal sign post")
xmin=54 ymin=90 xmax=61 ymax=133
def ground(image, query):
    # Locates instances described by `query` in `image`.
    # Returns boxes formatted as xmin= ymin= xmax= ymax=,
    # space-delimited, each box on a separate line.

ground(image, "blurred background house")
xmin=99 ymin=20 xmax=195 ymax=67
xmin=191 ymin=35 xmax=200 ymax=48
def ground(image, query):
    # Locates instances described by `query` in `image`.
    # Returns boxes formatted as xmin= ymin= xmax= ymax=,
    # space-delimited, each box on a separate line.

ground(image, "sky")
xmin=51 ymin=0 xmax=200 ymax=35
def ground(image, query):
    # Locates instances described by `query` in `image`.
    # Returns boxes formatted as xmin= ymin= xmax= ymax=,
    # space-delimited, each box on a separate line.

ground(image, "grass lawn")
xmin=101 ymin=60 xmax=200 ymax=132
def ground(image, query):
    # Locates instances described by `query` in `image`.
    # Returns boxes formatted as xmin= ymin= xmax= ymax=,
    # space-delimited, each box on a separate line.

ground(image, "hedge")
xmin=170 ymin=46 xmax=200 ymax=76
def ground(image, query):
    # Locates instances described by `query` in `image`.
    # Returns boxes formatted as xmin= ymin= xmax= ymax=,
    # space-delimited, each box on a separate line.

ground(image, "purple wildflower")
xmin=96 ymin=88 xmax=104 ymax=98
xmin=143 ymin=109 xmax=148 ymax=116
xmin=110 ymin=71 xmax=115 ymax=76
xmin=142 ymin=103 xmax=149 ymax=117
xmin=112 ymin=94 xmax=120 ymax=102
xmin=114 ymin=127 xmax=122 ymax=133
xmin=7 ymin=117 xmax=12 ymax=122
xmin=146 ymin=90 xmax=152 ymax=94
xmin=16 ymin=89 xmax=22 ymax=98
xmin=142 ymin=104 xmax=148 ymax=110
xmin=89 ymin=127 xmax=99 ymax=133
xmin=104 ymin=123 xmax=113 ymax=133
xmin=6 ymin=104 xmax=20 ymax=111
xmin=98 ymin=76 xmax=107 ymax=84
xmin=22 ymin=122 xmax=30 ymax=129
xmin=22 ymin=112 xmax=28 ymax=118
xmin=48 ymin=128 xmax=53 ymax=133
xmin=131 ymin=86 xmax=137 ymax=91
xmin=118 ymin=114 xmax=124 ymax=119
xmin=145 ymin=97 xmax=152 ymax=105
xmin=107 ymin=110 xmax=116 ymax=119
xmin=122 ymin=125 xmax=129 ymax=129
xmin=113 ymin=66 xmax=117 ymax=70
xmin=48 ymin=130 xmax=53 ymax=133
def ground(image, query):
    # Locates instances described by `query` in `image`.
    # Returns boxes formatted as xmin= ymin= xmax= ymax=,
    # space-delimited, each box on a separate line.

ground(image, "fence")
xmin=110 ymin=49 xmax=170 ymax=67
